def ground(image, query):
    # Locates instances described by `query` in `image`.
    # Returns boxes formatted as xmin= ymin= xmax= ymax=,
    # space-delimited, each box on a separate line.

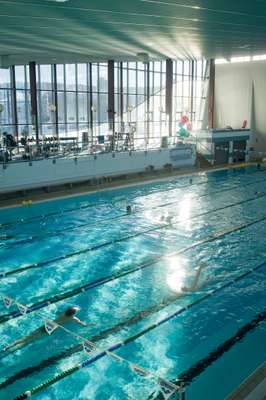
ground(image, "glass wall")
xmin=0 ymin=59 xmax=207 ymax=149
xmin=0 ymin=68 xmax=13 ymax=134
xmin=15 ymin=65 xmax=32 ymax=137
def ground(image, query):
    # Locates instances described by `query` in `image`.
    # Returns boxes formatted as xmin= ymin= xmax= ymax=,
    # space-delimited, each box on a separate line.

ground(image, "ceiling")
xmin=1 ymin=0 xmax=266 ymax=65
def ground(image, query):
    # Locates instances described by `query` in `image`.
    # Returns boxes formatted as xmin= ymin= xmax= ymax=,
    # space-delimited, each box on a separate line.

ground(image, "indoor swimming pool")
xmin=0 ymin=165 xmax=265 ymax=400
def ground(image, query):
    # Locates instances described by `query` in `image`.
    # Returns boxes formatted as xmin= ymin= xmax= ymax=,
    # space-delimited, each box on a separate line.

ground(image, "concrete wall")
xmin=0 ymin=145 xmax=196 ymax=194
xmin=214 ymin=61 xmax=266 ymax=152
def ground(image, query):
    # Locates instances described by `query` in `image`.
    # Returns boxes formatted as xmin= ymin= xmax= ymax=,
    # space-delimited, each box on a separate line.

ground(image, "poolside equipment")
xmin=2 ymin=296 xmax=13 ymax=309
xmin=16 ymin=303 xmax=28 ymax=316
xmin=159 ymin=380 xmax=177 ymax=399
xmin=83 ymin=340 xmax=96 ymax=355
xmin=44 ymin=320 xmax=58 ymax=335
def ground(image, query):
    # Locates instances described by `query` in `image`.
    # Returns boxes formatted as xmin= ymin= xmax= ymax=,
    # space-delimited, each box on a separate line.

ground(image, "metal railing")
xmin=0 ymin=123 xmax=197 ymax=165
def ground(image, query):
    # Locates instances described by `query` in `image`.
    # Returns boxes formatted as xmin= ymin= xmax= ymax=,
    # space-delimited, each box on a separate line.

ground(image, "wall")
xmin=0 ymin=145 xmax=196 ymax=194
xmin=214 ymin=60 xmax=266 ymax=152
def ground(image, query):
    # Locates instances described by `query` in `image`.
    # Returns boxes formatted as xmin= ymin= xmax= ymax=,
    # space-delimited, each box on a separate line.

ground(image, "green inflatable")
xmin=178 ymin=127 xmax=190 ymax=138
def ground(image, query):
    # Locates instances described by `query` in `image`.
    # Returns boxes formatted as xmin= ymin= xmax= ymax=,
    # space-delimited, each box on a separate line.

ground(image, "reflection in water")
xmin=177 ymin=194 xmax=193 ymax=229
xmin=166 ymin=255 xmax=188 ymax=292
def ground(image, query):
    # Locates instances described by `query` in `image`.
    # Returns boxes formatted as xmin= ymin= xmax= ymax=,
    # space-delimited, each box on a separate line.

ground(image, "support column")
xmin=120 ymin=62 xmax=124 ymax=127
xmin=89 ymin=63 xmax=93 ymax=146
xmin=146 ymin=62 xmax=150 ymax=145
xmin=10 ymin=66 xmax=18 ymax=142
xmin=165 ymin=59 xmax=173 ymax=136
xmin=208 ymin=59 xmax=215 ymax=129
xmin=190 ymin=60 xmax=195 ymax=123
xmin=108 ymin=60 xmax=115 ymax=134
xmin=29 ymin=61 xmax=39 ymax=143
xmin=53 ymin=64 xmax=59 ymax=139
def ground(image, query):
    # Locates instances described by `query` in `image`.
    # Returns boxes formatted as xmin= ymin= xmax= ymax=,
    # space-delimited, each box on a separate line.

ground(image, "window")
xmin=0 ymin=58 xmax=207 ymax=148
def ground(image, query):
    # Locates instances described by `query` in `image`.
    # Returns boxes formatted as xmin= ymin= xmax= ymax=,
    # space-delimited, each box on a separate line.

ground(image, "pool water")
xmin=0 ymin=165 xmax=265 ymax=400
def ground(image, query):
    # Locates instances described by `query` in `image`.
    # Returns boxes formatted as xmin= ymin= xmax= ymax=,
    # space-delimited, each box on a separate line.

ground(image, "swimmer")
xmin=257 ymin=163 xmax=261 ymax=170
xmin=181 ymin=263 xmax=209 ymax=292
xmin=2 ymin=306 xmax=88 ymax=352
xmin=126 ymin=205 xmax=132 ymax=214
xmin=189 ymin=178 xmax=193 ymax=185
xmin=0 ymin=235 xmax=14 ymax=241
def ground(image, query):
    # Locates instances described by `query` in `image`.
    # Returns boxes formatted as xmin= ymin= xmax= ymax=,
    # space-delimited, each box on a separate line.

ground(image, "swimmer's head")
xmin=65 ymin=306 xmax=80 ymax=317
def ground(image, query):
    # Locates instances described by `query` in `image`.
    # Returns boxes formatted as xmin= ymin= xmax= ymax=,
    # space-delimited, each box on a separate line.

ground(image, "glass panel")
xmin=41 ymin=124 xmax=55 ymax=136
xmin=0 ymin=89 xmax=12 ymax=125
xmin=92 ymin=64 xmax=98 ymax=92
xmin=98 ymin=93 xmax=108 ymax=123
xmin=15 ymin=66 xmax=26 ymax=89
xmin=122 ymin=66 xmax=128 ymax=92
xmin=114 ymin=65 xmax=120 ymax=93
xmin=39 ymin=91 xmax=54 ymax=124
xmin=99 ymin=64 xmax=108 ymax=92
xmin=137 ymin=62 xmax=145 ymax=70
xmin=183 ymin=61 xmax=190 ymax=76
xmin=153 ymin=61 xmax=161 ymax=72
xmin=128 ymin=62 xmax=136 ymax=70
xmin=77 ymin=92 xmax=88 ymax=122
xmin=16 ymin=90 xmax=29 ymax=124
xmin=137 ymin=70 xmax=145 ymax=94
xmin=58 ymin=124 xmax=66 ymax=134
xmin=196 ymin=60 xmax=203 ymax=77
xmin=66 ymin=92 xmax=77 ymax=122
xmin=154 ymin=73 xmax=161 ymax=94
xmin=39 ymin=65 xmax=52 ymax=90
xmin=57 ymin=91 xmax=65 ymax=123
xmin=56 ymin=65 xmax=65 ymax=90
xmin=65 ymin=64 xmax=76 ymax=90
xmin=77 ymin=64 xmax=87 ymax=91
xmin=0 ymin=68 xmax=11 ymax=88
xmin=128 ymin=69 xmax=136 ymax=94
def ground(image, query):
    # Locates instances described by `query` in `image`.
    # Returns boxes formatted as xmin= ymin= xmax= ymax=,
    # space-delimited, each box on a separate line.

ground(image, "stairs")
xmin=196 ymin=151 xmax=212 ymax=168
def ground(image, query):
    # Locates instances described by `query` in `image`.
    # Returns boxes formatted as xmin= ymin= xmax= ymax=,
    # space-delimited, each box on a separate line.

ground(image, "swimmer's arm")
xmin=190 ymin=262 xmax=206 ymax=291
xmin=72 ymin=316 xmax=88 ymax=327
xmin=181 ymin=263 xmax=207 ymax=293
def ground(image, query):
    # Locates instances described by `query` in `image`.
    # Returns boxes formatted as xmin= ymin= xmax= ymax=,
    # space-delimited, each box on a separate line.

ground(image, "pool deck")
xmin=226 ymin=362 xmax=266 ymax=400
xmin=0 ymin=161 xmax=251 ymax=209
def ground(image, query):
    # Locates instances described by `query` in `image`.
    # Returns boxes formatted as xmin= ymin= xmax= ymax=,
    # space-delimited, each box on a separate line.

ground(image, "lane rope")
xmin=2 ymin=175 xmax=266 ymax=250
xmin=149 ymin=308 xmax=266 ymax=399
xmin=10 ymin=260 xmax=266 ymax=399
xmin=1 ymin=194 xmax=266 ymax=280
xmin=1 ymin=167 xmax=264 ymax=231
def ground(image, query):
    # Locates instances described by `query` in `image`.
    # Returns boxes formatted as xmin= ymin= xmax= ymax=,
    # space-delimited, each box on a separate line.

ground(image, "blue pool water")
xmin=0 ymin=165 xmax=265 ymax=400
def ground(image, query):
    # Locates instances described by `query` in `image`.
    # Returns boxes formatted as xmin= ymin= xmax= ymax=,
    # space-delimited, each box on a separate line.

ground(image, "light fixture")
xmin=137 ymin=52 xmax=149 ymax=63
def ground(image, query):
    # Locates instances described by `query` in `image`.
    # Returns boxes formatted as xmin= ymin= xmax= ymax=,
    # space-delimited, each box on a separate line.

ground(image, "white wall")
xmin=214 ymin=60 xmax=266 ymax=152
xmin=0 ymin=146 xmax=196 ymax=194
